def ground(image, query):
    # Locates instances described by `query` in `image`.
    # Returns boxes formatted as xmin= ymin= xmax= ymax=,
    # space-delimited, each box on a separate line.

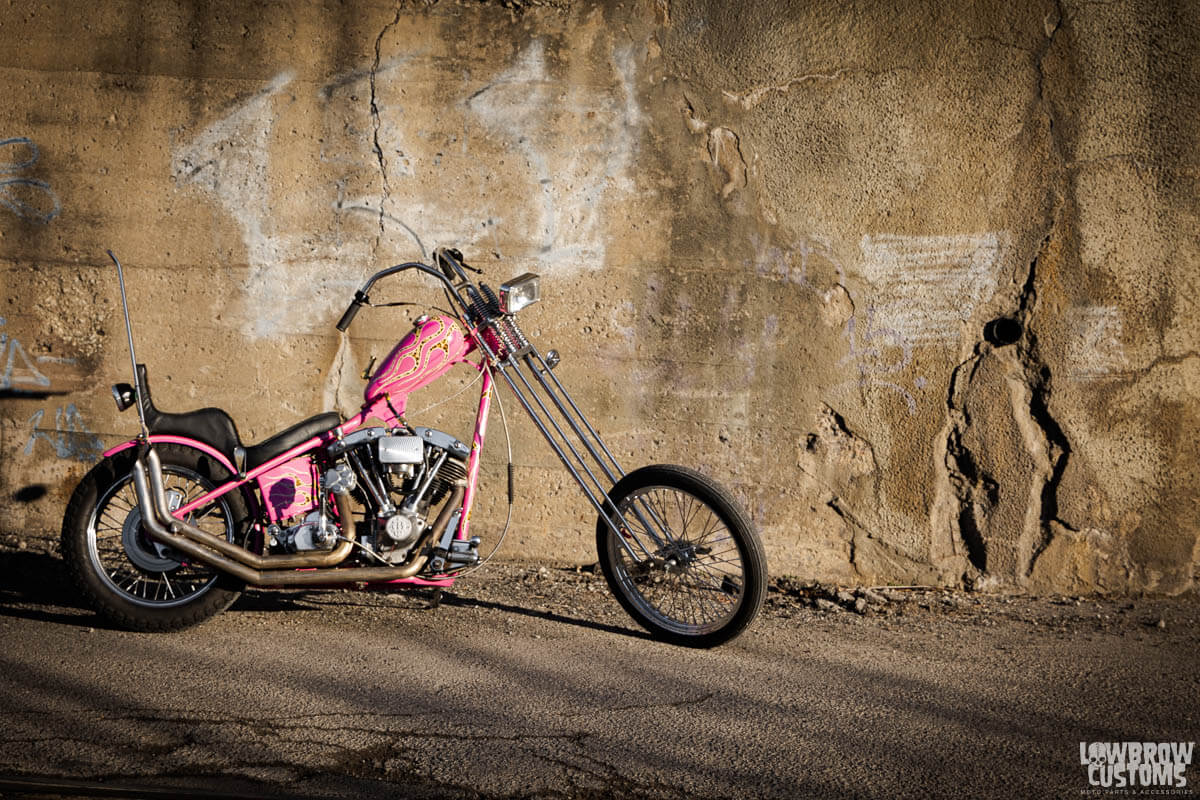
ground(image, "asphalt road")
xmin=1 ymin=549 xmax=1197 ymax=799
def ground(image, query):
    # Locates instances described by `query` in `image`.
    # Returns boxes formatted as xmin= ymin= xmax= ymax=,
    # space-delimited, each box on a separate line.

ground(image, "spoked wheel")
xmin=61 ymin=445 xmax=247 ymax=631
xmin=597 ymin=464 xmax=767 ymax=648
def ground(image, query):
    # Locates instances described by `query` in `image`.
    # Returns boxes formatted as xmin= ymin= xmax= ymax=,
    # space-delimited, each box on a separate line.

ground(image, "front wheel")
xmin=596 ymin=465 xmax=767 ymax=648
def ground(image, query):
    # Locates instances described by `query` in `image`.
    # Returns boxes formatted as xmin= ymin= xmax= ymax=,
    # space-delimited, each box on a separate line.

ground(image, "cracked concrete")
xmin=369 ymin=8 xmax=403 ymax=258
xmin=1 ymin=0 xmax=1198 ymax=594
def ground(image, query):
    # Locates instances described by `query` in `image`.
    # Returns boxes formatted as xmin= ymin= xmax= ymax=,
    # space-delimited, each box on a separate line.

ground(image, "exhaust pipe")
xmin=133 ymin=448 xmax=459 ymax=586
xmin=142 ymin=447 xmax=354 ymax=569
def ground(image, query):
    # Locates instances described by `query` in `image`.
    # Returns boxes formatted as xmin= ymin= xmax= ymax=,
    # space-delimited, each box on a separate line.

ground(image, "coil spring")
xmin=471 ymin=283 xmax=531 ymax=357
xmin=500 ymin=316 xmax=531 ymax=353
xmin=480 ymin=283 xmax=531 ymax=352
xmin=467 ymin=286 xmax=496 ymax=325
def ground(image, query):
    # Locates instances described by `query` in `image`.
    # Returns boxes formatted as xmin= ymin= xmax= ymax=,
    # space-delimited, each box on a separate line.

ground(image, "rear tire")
xmin=596 ymin=464 xmax=767 ymax=648
xmin=61 ymin=444 xmax=248 ymax=631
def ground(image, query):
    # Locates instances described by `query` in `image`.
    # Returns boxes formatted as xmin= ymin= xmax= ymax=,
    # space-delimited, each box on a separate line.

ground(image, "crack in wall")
xmin=936 ymin=1 xmax=1073 ymax=587
xmin=707 ymin=126 xmax=746 ymax=199
xmin=369 ymin=8 xmax=403 ymax=258
xmin=721 ymin=68 xmax=851 ymax=110
xmin=1015 ymin=237 xmax=1076 ymax=574
xmin=1020 ymin=0 xmax=1073 ymax=577
xmin=323 ymin=331 xmax=357 ymax=417
xmin=941 ymin=348 xmax=993 ymax=574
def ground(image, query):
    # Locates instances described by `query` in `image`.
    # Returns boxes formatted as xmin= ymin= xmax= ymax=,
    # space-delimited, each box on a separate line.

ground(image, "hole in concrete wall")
xmin=984 ymin=317 xmax=1023 ymax=346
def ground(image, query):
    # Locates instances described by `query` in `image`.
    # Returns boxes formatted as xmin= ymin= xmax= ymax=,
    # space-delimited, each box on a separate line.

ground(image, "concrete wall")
xmin=2 ymin=0 xmax=1197 ymax=594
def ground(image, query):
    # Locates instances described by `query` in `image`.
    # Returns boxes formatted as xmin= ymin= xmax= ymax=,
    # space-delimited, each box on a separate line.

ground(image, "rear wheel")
xmin=61 ymin=444 xmax=248 ymax=631
xmin=597 ymin=464 xmax=767 ymax=648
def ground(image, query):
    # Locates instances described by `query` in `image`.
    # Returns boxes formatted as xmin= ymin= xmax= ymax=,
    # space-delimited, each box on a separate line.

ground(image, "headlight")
xmin=498 ymin=273 xmax=540 ymax=314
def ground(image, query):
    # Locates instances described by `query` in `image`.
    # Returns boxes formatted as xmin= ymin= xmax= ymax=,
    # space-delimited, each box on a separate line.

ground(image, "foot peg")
xmin=429 ymin=536 xmax=481 ymax=571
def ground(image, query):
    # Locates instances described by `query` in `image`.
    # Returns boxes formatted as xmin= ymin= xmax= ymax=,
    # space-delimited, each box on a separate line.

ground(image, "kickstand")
xmin=424 ymin=588 xmax=443 ymax=609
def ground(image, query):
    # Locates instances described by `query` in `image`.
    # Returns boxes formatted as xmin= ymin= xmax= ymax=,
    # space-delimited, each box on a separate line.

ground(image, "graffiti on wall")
xmin=838 ymin=304 xmax=924 ymax=416
xmin=23 ymin=405 xmax=105 ymax=462
xmin=750 ymin=232 xmax=1008 ymax=414
xmin=0 ymin=137 xmax=61 ymax=224
xmin=2 ymin=319 xmax=102 ymax=461
xmin=747 ymin=232 xmax=844 ymax=290
xmin=0 ymin=317 xmax=52 ymax=391
xmin=857 ymin=233 xmax=1009 ymax=346
xmin=746 ymin=234 xmax=929 ymax=415
xmin=829 ymin=232 xmax=1010 ymax=414
xmin=170 ymin=34 xmax=646 ymax=339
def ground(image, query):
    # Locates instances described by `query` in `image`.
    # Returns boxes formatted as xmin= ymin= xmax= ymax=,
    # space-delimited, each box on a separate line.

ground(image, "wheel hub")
xmin=121 ymin=489 xmax=184 ymax=572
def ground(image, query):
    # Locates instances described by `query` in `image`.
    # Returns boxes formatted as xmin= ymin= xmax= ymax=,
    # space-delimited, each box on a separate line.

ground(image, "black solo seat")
xmin=243 ymin=414 xmax=341 ymax=471
xmin=135 ymin=364 xmax=339 ymax=473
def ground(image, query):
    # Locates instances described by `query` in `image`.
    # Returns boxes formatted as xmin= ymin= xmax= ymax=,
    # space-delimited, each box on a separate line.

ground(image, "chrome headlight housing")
xmin=498 ymin=273 xmax=541 ymax=314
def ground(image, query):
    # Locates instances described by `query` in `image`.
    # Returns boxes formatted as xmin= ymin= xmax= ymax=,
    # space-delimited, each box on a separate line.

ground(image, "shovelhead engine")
xmin=326 ymin=426 xmax=469 ymax=564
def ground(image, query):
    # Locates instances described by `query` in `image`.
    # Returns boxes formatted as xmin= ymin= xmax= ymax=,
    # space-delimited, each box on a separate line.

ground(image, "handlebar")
xmin=334 ymin=251 xmax=480 ymax=333
xmin=435 ymin=247 xmax=469 ymax=283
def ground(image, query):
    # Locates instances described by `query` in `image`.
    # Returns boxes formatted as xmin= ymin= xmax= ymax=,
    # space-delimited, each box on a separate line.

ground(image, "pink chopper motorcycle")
xmin=60 ymin=248 xmax=767 ymax=647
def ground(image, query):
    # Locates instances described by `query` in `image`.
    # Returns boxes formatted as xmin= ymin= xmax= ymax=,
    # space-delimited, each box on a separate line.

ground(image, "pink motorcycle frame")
xmin=105 ymin=336 xmax=498 ymax=590
xmin=108 ymin=249 xmax=660 ymax=589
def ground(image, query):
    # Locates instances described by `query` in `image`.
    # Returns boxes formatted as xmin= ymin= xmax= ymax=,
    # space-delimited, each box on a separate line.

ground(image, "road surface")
xmin=1 ymin=549 xmax=1197 ymax=799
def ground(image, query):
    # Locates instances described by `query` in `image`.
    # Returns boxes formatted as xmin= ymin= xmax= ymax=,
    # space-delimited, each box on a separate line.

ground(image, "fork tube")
xmin=520 ymin=353 xmax=622 ymax=486
xmin=502 ymin=359 xmax=615 ymax=511
xmin=461 ymin=320 xmax=655 ymax=559
xmin=515 ymin=354 xmax=669 ymax=554
xmin=458 ymin=366 xmax=495 ymax=541
xmin=489 ymin=361 xmax=654 ymax=562
xmin=528 ymin=349 xmax=624 ymax=480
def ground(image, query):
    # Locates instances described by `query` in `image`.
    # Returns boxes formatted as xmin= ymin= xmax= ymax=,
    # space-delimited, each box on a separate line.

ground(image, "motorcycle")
xmin=60 ymin=248 xmax=767 ymax=647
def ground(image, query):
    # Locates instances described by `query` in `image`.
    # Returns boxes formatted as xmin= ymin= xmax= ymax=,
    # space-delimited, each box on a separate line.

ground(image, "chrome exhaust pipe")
xmin=132 ymin=450 xmax=457 ymax=586
xmin=142 ymin=447 xmax=355 ymax=569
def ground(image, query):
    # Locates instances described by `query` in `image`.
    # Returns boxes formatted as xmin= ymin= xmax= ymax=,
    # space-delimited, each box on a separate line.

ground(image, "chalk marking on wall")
xmin=744 ymin=234 xmax=929 ymax=414
xmin=172 ymin=73 xmax=364 ymax=338
xmin=467 ymin=41 xmax=557 ymax=258
xmin=837 ymin=304 xmax=919 ymax=415
xmin=465 ymin=39 xmax=644 ymax=273
xmin=858 ymin=232 xmax=1009 ymax=346
xmin=0 ymin=137 xmax=61 ymax=224
xmin=0 ymin=317 xmax=51 ymax=389
xmin=24 ymin=404 xmax=105 ymax=462
xmin=1066 ymin=305 xmax=1130 ymax=380
xmin=746 ymin=233 xmax=848 ymax=290
xmin=172 ymin=72 xmax=294 ymax=338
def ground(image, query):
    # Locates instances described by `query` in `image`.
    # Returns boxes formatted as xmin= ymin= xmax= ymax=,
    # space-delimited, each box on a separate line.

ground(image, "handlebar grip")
xmin=336 ymin=292 xmax=368 ymax=332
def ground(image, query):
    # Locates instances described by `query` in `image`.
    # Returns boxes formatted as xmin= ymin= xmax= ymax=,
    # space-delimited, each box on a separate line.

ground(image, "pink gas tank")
xmin=365 ymin=314 xmax=476 ymax=408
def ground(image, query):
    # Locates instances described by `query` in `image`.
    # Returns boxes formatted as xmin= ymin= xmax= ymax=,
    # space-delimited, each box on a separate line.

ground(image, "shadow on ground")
xmin=0 ymin=549 xmax=102 ymax=627
xmin=0 ymin=549 xmax=647 ymax=642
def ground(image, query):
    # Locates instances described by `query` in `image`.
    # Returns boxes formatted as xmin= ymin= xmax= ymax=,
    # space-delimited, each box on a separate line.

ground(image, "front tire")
xmin=597 ymin=464 xmax=767 ymax=648
xmin=61 ymin=444 xmax=248 ymax=631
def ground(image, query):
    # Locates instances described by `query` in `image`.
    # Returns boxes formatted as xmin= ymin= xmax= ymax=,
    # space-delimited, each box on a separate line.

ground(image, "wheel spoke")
xmin=86 ymin=463 xmax=230 ymax=609
xmin=610 ymin=484 xmax=750 ymax=635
